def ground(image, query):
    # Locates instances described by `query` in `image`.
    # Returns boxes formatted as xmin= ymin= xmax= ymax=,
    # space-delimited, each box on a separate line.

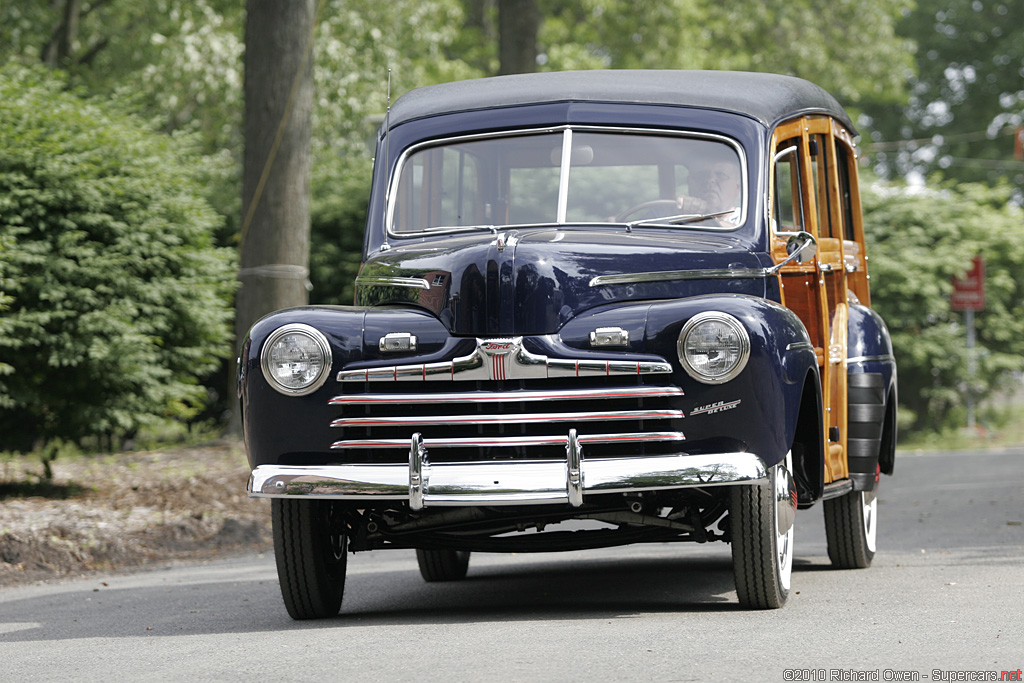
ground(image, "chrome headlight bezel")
xmin=260 ymin=323 xmax=333 ymax=396
xmin=676 ymin=312 xmax=750 ymax=384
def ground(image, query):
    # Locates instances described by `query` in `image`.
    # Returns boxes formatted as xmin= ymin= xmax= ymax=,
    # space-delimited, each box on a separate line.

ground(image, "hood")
xmin=355 ymin=228 xmax=768 ymax=336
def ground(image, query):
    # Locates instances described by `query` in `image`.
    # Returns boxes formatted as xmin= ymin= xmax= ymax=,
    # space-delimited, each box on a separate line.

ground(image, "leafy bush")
xmin=0 ymin=63 xmax=237 ymax=452
xmin=862 ymin=179 xmax=1024 ymax=434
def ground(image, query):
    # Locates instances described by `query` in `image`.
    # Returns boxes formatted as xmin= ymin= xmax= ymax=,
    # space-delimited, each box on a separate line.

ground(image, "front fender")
xmin=559 ymin=294 xmax=820 ymax=470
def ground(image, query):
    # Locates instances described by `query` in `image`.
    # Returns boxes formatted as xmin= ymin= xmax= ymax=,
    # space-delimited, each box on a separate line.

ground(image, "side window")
xmin=809 ymin=133 xmax=835 ymax=238
xmin=773 ymin=141 xmax=804 ymax=232
xmin=835 ymin=143 xmax=857 ymax=242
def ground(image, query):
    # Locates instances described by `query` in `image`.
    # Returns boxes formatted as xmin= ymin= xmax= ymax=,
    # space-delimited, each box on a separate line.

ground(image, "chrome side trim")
xmin=329 ymin=386 xmax=684 ymax=406
xmin=330 ymin=408 xmax=684 ymax=428
xmin=846 ymin=354 xmax=895 ymax=365
xmin=337 ymin=337 xmax=672 ymax=383
xmin=589 ymin=232 xmax=817 ymax=287
xmin=355 ymin=275 xmax=431 ymax=290
xmin=248 ymin=452 xmax=768 ymax=506
xmin=330 ymin=431 xmax=685 ymax=450
xmin=589 ymin=267 xmax=770 ymax=287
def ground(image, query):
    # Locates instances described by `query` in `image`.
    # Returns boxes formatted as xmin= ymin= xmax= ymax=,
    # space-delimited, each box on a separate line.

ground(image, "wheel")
xmin=824 ymin=487 xmax=877 ymax=568
xmin=272 ymin=498 xmax=348 ymax=620
xmin=416 ymin=548 xmax=471 ymax=582
xmin=730 ymin=452 xmax=796 ymax=609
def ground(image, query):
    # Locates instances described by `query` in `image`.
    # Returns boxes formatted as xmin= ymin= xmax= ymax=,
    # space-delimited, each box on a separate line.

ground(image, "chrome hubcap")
xmin=863 ymin=491 xmax=877 ymax=554
xmin=774 ymin=451 xmax=796 ymax=590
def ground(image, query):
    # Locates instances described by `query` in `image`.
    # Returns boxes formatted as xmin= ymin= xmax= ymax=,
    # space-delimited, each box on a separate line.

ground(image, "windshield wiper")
xmin=419 ymin=224 xmax=498 ymax=234
xmin=626 ymin=209 xmax=737 ymax=232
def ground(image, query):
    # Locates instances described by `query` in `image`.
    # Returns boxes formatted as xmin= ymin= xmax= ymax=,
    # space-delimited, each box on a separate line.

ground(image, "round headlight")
xmin=677 ymin=312 xmax=750 ymax=384
xmin=260 ymin=324 xmax=332 ymax=396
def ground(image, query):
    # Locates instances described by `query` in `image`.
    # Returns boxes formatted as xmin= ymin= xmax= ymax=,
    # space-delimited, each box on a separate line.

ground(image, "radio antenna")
xmin=381 ymin=69 xmax=392 ymax=252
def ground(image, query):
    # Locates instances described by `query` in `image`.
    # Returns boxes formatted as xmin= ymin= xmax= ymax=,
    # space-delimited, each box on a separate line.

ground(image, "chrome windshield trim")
xmin=589 ymin=267 xmax=770 ymax=287
xmin=555 ymin=128 xmax=572 ymax=223
xmin=353 ymin=275 xmax=431 ymax=290
xmin=248 ymin=452 xmax=768 ymax=507
xmin=329 ymin=385 xmax=684 ymax=406
xmin=330 ymin=431 xmax=686 ymax=450
xmin=336 ymin=336 xmax=672 ymax=383
xmin=331 ymin=408 xmax=684 ymax=428
xmin=386 ymin=125 xmax=748 ymax=238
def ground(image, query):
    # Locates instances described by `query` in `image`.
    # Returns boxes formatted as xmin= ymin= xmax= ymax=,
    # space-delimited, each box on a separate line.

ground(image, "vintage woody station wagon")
xmin=239 ymin=70 xmax=898 ymax=618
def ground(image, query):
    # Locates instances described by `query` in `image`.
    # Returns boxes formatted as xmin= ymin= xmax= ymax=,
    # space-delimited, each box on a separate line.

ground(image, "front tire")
xmin=416 ymin=549 xmax=471 ymax=582
xmin=824 ymin=488 xmax=877 ymax=568
xmin=730 ymin=454 xmax=796 ymax=609
xmin=272 ymin=499 xmax=348 ymax=620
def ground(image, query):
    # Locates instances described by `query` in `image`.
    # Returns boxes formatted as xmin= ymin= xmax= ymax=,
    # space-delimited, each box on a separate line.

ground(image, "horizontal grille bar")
xmin=330 ymin=408 xmax=684 ymax=429
xmin=329 ymin=385 xmax=683 ymax=406
xmin=336 ymin=336 xmax=672 ymax=383
xmin=331 ymin=431 xmax=685 ymax=450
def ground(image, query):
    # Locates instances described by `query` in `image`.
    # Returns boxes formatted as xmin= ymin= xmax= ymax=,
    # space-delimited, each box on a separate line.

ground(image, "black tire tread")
xmin=272 ymin=499 xmax=346 ymax=620
xmin=416 ymin=548 xmax=471 ymax=582
xmin=730 ymin=480 xmax=787 ymax=609
xmin=824 ymin=491 xmax=873 ymax=569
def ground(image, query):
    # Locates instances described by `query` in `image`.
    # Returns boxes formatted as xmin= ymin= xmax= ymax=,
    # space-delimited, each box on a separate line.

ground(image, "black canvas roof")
xmin=388 ymin=70 xmax=855 ymax=132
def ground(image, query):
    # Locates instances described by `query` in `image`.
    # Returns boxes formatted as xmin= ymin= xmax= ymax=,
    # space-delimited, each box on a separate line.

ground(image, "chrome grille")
xmin=328 ymin=378 xmax=685 ymax=464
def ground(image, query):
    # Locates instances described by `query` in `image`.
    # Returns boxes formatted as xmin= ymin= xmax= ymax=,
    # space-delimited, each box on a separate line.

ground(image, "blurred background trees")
xmin=0 ymin=0 xmax=1021 ymax=453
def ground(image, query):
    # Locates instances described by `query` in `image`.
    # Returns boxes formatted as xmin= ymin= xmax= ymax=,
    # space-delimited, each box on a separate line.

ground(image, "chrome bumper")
xmin=248 ymin=448 xmax=767 ymax=508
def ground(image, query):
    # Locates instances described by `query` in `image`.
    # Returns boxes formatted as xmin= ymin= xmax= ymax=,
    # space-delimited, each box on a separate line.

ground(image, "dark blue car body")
xmin=240 ymin=71 xmax=897 ymax=617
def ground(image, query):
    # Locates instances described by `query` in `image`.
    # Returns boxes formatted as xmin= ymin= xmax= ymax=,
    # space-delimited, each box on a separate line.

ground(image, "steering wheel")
xmin=613 ymin=199 xmax=682 ymax=223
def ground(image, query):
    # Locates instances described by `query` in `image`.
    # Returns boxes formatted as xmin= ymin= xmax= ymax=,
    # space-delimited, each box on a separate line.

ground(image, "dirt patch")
xmin=0 ymin=441 xmax=271 ymax=587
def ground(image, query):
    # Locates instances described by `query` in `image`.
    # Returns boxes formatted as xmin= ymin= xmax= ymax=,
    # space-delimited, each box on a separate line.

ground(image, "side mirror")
xmin=786 ymin=231 xmax=816 ymax=264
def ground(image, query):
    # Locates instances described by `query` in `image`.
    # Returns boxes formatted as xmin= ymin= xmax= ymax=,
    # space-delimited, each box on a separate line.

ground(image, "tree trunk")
xmin=232 ymin=0 xmax=316 ymax=430
xmin=498 ymin=0 xmax=538 ymax=75
xmin=42 ymin=0 xmax=81 ymax=67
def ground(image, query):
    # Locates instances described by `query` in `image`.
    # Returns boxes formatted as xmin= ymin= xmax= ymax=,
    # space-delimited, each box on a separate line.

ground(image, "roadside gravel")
xmin=0 ymin=441 xmax=271 ymax=586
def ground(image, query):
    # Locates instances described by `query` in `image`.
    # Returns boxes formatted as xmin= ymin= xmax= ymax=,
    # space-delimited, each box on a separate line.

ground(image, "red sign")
xmin=951 ymin=256 xmax=985 ymax=311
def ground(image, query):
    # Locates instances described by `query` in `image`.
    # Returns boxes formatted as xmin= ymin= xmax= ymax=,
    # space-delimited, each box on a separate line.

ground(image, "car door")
xmin=770 ymin=116 xmax=851 ymax=484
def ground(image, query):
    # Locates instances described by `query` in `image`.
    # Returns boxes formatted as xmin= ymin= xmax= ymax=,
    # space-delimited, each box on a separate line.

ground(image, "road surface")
xmin=1 ymin=448 xmax=1022 ymax=682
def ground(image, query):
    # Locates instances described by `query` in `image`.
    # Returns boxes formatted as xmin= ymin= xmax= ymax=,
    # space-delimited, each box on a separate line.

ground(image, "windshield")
xmin=389 ymin=128 xmax=746 ymax=234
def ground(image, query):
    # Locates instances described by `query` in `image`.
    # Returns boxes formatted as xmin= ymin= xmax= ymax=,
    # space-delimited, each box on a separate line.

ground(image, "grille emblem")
xmin=479 ymin=338 xmax=520 ymax=381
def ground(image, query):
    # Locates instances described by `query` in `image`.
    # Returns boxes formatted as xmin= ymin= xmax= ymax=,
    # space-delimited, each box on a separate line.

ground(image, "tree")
xmin=498 ymin=0 xmax=539 ymax=75
xmin=0 ymin=63 xmax=236 ymax=451
xmin=862 ymin=178 xmax=1024 ymax=433
xmin=864 ymin=0 xmax=1024 ymax=195
xmin=235 ymin=0 xmax=317 ymax=369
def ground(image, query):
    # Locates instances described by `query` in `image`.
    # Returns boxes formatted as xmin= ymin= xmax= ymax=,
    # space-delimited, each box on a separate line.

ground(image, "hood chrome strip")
xmin=589 ymin=267 xmax=770 ymax=287
xmin=355 ymin=275 xmax=431 ymax=290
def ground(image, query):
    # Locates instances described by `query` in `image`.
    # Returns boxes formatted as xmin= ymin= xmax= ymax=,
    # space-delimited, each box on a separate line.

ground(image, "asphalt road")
xmin=2 ymin=448 xmax=1022 ymax=682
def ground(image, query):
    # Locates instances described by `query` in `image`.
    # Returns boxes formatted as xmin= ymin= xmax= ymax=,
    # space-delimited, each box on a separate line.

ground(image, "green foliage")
xmin=536 ymin=0 xmax=913 ymax=109
xmin=0 ymin=63 xmax=237 ymax=452
xmin=864 ymin=0 xmax=1024 ymax=194
xmin=862 ymin=178 xmax=1024 ymax=433
xmin=308 ymin=0 xmax=479 ymax=304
